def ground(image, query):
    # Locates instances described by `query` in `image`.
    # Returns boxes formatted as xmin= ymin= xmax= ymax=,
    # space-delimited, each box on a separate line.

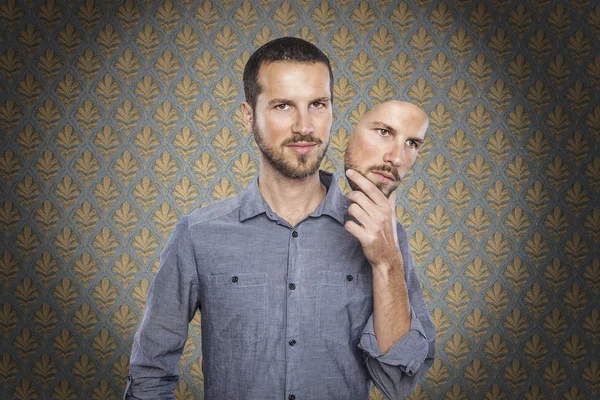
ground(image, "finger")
xmin=344 ymin=220 xmax=368 ymax=242
xmin=346 ymin=169 xmax=388 ymax=205
xmin=347 ymin=202 xmax=378 ymax=231
xmin=347 ymin=190 xmax=386 ymax=219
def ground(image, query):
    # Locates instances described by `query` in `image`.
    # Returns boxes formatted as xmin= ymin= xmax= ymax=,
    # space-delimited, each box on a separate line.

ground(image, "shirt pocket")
xmin=208 ymin=272 xmax=268 ymax=345
xmin=317 ymin=271 xmax=373 ymax=346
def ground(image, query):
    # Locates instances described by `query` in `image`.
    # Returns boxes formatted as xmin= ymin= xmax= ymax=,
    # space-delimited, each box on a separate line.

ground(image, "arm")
xmin=124 ymin=216 xmax=201 ymax=400
xmin=345 ymin=169 xmax=435 ymax=399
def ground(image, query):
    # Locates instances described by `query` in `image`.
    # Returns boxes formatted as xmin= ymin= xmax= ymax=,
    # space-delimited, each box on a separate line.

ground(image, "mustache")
xmin=281 ymin=134 xmax=322 ymax=146
xmin=367 ymin=164 xmax=400 ymax=181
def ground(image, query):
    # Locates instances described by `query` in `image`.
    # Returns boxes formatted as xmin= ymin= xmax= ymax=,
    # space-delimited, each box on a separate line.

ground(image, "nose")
xmin=292 ymin=109 xmax=313 ymax=136
xmin=383 ymin=141 xmax=404 ymax=167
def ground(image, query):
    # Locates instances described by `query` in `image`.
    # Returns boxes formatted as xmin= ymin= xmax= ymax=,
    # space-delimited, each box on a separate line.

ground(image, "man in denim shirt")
xmin=125 ymin=37 xmax=435 ymax=400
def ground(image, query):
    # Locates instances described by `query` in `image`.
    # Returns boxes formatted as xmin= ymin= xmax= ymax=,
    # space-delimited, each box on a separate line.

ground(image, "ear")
xmin=241 ymin=101 xmax=254 ymax=134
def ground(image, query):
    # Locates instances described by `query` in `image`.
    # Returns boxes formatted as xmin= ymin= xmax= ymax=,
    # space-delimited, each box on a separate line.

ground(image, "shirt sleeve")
xmin=124 ymin=216 xmax=201 ymax=400
xmin=358 ymin=222 xmax=436 ymax=399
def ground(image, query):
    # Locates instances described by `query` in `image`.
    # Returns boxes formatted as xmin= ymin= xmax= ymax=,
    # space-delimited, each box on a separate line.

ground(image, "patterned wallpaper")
xmin=0 ymin=0 xmax=598 ymax=399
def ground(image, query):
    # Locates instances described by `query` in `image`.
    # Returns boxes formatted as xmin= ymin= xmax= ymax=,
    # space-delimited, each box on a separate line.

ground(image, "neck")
xmin=258 ymin=161 xmax=326 ymax=227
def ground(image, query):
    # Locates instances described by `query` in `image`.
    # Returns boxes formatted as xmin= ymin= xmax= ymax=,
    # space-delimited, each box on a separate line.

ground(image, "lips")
xmin=370 ymin=170 xmax=396 ymax=183
xmin=287 ymin=142 xmax=317 ymax=155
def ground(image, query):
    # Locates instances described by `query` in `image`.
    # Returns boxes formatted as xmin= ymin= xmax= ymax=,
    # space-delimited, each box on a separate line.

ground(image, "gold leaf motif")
xmin=96 ymin=23 xmax=120 ymax=57
xmin=37 ymin=98 xmax=61 ymax=131
xmin=15 ymin=174 xmax=40 ymax=209
xmin=544 ymin=258 xmax=568 ymax=293
xmin=33 ymin=252 xmax=59 ymax=285
xmin=194 ymin=50 xmax=219 ymax=85
xmin=231 ymin=152 xmax=257 ymax=188
xmin=131 ymin=278 xmax=150 ymax=311
xmin=426 ymin=256 xmax=451 ymax=290
xmin=73 ymin=200 xmax=100 ymax=235
xmin=464 ymin=307 xmax=490 ymax=343
xmin=156 ymin=0 xmax=180 ymax=32
xmin=93 ymin=277 xmax=118 ymax=312
xmin=75 ymin=98 xmax=101 ymax=132
xmin=116 ymin=48 xmax=140 ymax=84
xmin=350 ymin=52 xmax=376 ymax=86
xmin=214 ymin=24 xmax=240 ymax=57
xmin=370 ymin=26 xmax=395 ymax=59
xmin=468 ymin=3 xmax=492 ymax=33
xmin=112 ymin=303 xmax=137 ymax=339
xmin=449 ymin=27 xmax=473 ymax=62
xmin=523 ymin=334 xmax=548 ymax=367
xmin=94 ymin=227 xmax=118 ymax=262
xmin=155 ymin=100 xmax=180 ymax=133
xmin=507 ymin=53 xmax=531 ymax=86
xmin=444 ymin=332 xmax=469 ymax=364
xmin=17 ymin=73 xmax=41 ymax=106
xmin=212 ymin=176 xmax=237 ymax=200
xmin=113 ymin=201 xmax=138 ymax=238
xmin=213 ymin=75 xmax=240 ymax=110
xmin=390 ymin=2 xmax=415 ymax=36
xmin=35 ymin=200 xmax=59 ymax=234
xmin=54 ymin=328 xmax=78 ymax=362
xmin=73 ymin=252 xmax=98 ymax=287
xmin=18 ymin=23 xmax=42 ymax=55
xmin=53 ymin=379 xmax=76 ymax=400
xmin=36 ymin=149 xmax=61 ymax=183
xmin=446 ymin=178 xmax=471 ymax=215
xmin=92 ymin=379 xmax=116 ymax=400
xmin=14 ymin=277 xmax=39 ymax=311
xmin=32 ymin=353 xmax=57 ymax=387
xmin=426 ymin=204 xmax=452 ymax=241
xmin=136 ymin=24 xmax=160 ymax=57
xmin=0 ymin=200 xmax=19 ymax=233
xmin=72 ymin=353 xmax=97 ymax=386
xmin=37 ymin=48 xmax=61 ymax=80
xmin=133 ymin=176 xmax=159 ymax=212
xmin=484 ymin=333 xmax=508 ymax=365
xmin=544 ymin=309 xmax=568 ymax=343
xmin=194 ymin=100 xmax=218 ymax=135
xmin=426 ymin=358 xmax=449 ymax=391
xmin=504 ymin=206 xmax=529 ymax=241
xmin=0 ymin=0 xmax=23 ymax=30
xmin=486 ymin=231 xmax=509 ymax=265
xmin=132 ymin=227 xmax=157 ymax=264
xmin=135 ymin=75 xmax=160 ymax=108
xmin=72 ymin=302 xmax=98 ymax=337
xmin=406 ymin=179 xmax=432 ymax=214
xmin=466 ymin=206 xmax=491 ymax=241
xmin=234 ymin=0 xmax=259 ymax=35
xmin=153 ymin=151 xmax=179 ymax=186
xmin=17 ymin=125 xmax=41 ymax=160
xmin=13 ymin=327 xmax=37 ymax=361
xmin=153 ymin=202 xmax=178 ymax=238
xmin=56 ymin=124 xmax=81 ymax=161
xmin=114 ymin=150 xmax=140 ymax=187
xmin=567 ymin=30 xmax=591 ymax=63
xmin=34 ymin=302 xmax=58 ymax=334
xmin=546 ymin=54 xmax=571 ymax=88
xmin=175 ymin=75 xmax=199 ymax=109
xmin=566 ymin=80 xmax=591 ymax=115
xmin=116 ymin=0 xmax=140 ymax=31
xmin=524 ymin=283 xmax=548 ymax=317
xmin=409 ymin=26 xmax=434 ymax=62
xmin=565 ymin=181 xmax=589 ymax=215
xmin=565 ymin=233 xmax=589 ymax=266
xmin=15 ymin=226 xmax=40 ymax=260
xmin=428 ymin=52 xmax=454 ymax=87
xmin=407 ymin=77 xmax=433 ymax=108
xmin=114 ymin=99 xmax=140 ymax=132
xmin=77 ymin=47 xmax=101 ymax=82
xmin=57 ymin=23 xmax=82 ymax=56
xmin=54 ymin=226 xmax=80 ymax=261
xmin=350 ymin=1 xmax=375 ymax=36
xmin=75 ymin=149 xmax=100 ymax=185
xmin=445 ymin=280 xmax=470 ymax=316
xmin=94 ymin=125 xmax=120 ymax=160
xmin=38 ymin=0 xmax=62 ymax=29
xmin=464 ymin=358 xmax=488 ymax=393
xmin=447 ymin=78 xmax=473 ymax=113
xmin=369 ymin=77 xmax=395 ymax=103
xmin=173 ymin=176 xmax=198 ymax=213
xmin=95 ymin=74 xmax=120 ymax=108
xmin=195 ymin=0 xmax=219 ymax=31
xmin=193 ymin=151 xmax=218 ymax=187
xmin=504 ymin=359 xmax=527 ymax=393
xmin=94 ymin=175 xmax=118 ymax=211
xmin=562 ymin=334 xmax=585 ymax=368
xmin=489 ymin=27 xmax=512 ymax=61
xmin=389 ymin=52 xmax=415 ymax=85
xmin=53 ymin=277 xmax=79 ymax=310
xmin=0 ymin=251 xmax=19 ymax=286
xmin=484 ymin=281 xmax=509 ymax=317
xmin=465 ymin=256 xmax=490 ymax=290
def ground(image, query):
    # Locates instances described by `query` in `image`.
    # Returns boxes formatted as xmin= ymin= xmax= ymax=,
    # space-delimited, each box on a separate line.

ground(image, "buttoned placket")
xmin=285 ymin=224 xmax=302 ymax=400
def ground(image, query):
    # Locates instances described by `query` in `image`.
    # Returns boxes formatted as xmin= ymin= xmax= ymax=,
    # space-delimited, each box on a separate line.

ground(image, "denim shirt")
xmin=125 ymin=171 xmax=435 ymax=400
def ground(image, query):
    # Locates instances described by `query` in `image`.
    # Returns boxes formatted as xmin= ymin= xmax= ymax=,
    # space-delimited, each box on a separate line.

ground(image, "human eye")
xmin=377 ymin=128 xmax=391 ymax=137
xmin=311 ymin=101 xmax=326 ymax=109
xmin=406 ymin=139 xmax=420 ymax=149
xmin=274 ymin=103 xmax=289 ymax=110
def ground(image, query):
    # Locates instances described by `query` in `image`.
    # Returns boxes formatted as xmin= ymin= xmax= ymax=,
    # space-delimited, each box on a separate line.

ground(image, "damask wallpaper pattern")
xmin=0 ymin=0 xmax=598 ymax=399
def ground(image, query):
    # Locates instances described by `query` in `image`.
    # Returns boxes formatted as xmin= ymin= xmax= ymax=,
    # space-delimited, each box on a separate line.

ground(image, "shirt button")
xmin=231 ymin=276 xmax=238 ymax=283
xmin=292 ymin=231 xmax=298 ymax=237
xmin=346 ymin=274 xmax=353 ymax=282
xmin=288 ymin=339 xmax=296 ymax=346
xmin=289 ymin=283 xmax=296 ymax=290
xmin=289 ymin=395 xmax=295 ymax=400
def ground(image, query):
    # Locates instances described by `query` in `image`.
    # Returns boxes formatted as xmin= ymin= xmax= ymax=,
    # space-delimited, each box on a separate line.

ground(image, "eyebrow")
xmin=267 ymin=97 xmax=331 ymax=106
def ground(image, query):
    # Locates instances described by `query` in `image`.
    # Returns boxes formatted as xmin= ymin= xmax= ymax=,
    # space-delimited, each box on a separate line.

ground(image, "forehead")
xmin=360 ymin=103 xmax=428 ymax=138
xmin=256 ymin=61 xmax=331 ymax=95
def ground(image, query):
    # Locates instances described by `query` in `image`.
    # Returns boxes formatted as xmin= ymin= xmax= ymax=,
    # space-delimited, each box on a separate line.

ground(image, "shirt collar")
xmin=239 ymin=170 xmax=347 ymax=225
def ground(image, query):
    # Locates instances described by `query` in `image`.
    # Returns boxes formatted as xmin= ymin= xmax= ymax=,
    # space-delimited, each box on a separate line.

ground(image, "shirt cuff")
xmin=358 ymin=308 xmax=429 ymax=375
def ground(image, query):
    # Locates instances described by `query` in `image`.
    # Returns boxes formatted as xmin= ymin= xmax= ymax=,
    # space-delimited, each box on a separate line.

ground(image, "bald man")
xmin=342 ymin=101 xmax=434 ymax=399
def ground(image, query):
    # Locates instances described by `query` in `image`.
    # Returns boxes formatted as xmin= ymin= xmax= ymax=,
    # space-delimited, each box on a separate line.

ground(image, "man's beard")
xmin=344 ymin=147 xmax=400 ymax=198
xmin=253 ymin=122 xmax=328 ymax=179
